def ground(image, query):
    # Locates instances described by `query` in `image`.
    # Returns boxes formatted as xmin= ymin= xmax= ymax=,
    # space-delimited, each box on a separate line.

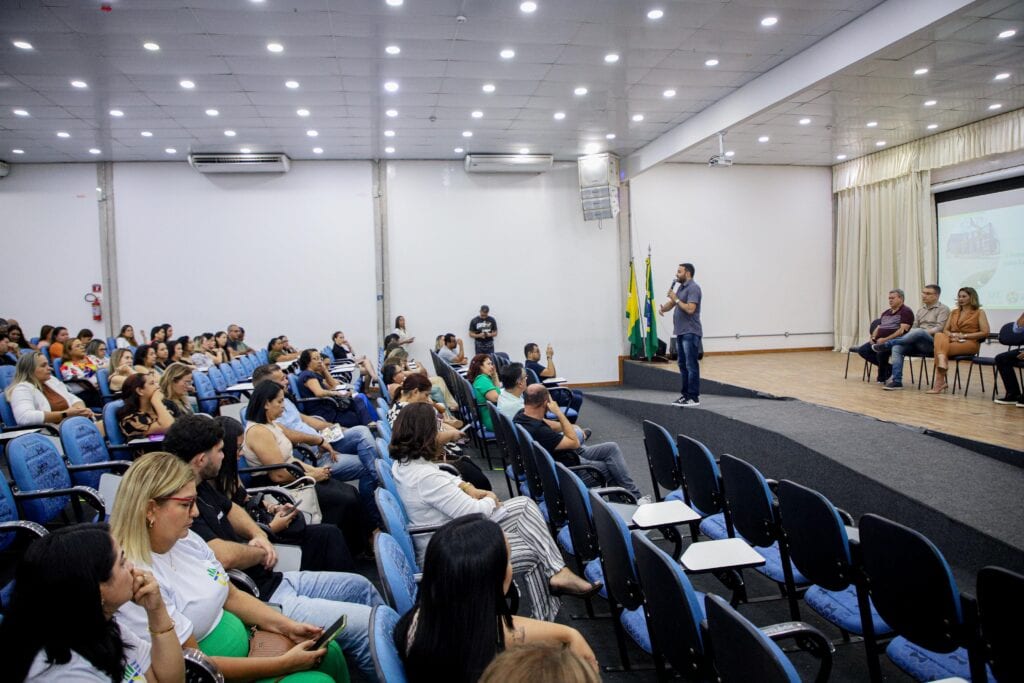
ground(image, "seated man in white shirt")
xmin=436 ymin=333 xmax=467 ymax=365
xmin=497 ymin=363 xmax=589 ymax=442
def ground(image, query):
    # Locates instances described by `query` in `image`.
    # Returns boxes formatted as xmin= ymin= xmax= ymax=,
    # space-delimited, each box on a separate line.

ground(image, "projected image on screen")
xmin=937 ymin=185 xmax=1024 ymax=310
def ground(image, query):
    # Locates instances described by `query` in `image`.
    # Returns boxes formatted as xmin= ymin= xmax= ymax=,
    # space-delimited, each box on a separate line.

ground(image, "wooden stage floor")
xmin=643 ymin=350 xmax=1023 ymax=452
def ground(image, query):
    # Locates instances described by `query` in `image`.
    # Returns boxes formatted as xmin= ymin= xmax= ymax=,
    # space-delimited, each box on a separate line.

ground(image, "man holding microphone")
xmin=660 ymin=262 xmax=703 ymax=407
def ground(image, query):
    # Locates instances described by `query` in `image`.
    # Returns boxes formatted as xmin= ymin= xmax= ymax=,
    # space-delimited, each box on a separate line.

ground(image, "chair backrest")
xmin=238 ymin=355 xmax=256 ymax=375
xmin=719 ymin=453 xmax=776 ymax=547
xmin=704 ymin=593 xmax=800 ymax=683
xmin=6 ymin=433 xmax=74 ymax=524
xmin=676 ymin=434 xmax=724 ymax=517
xmin=631 ymin=530 xmax=707 ymax=677
xmin=375 ymin=460 xmax=408 ymax=519
xmin=321 ymin=346 xmax=335 ymax=362
xmin=103 ymin=399 xmax=127 ymax=446
xmin=39 ymin=345 xmax=50 ymax=361
xmin=374 ymin=532 xmax=418 ymax=616
xmin=192 ymin=371 xmax=220 ymax=415
xmin=106 ymin=337 xmax=118 ymax=352
xmin=532 ymin=442 xmax=567 ymax=530
xmin=52 ymin=356 xmax=63 ymax=377
xmin=207 ymin=366 xmax=228 ymax=394
xmin=375 ymin=487 xmax=418 ymax=570
xmin=229 ymin=358 xmax=246 ymax=379
xmin=256 ymin=348 xmax=269 ymax=364
xmin=515 ymin=426 xmax=544 ymax=503
xmin=218 ymin=362 xmax=238 ymax=386
xmin=369 ymin=604 xmax=408 ymax=683
xmin=0 ymin=365 xmax=16 ymax=390
xmin=555 ymin=463 xmax=600 ymax=562
xmin=96 ymin=368 xmax=113 ymax=400
xmin=997 ymin=321 xmax=1024 ymax=347
xmin=492 ymin=409 xmax=525 ymax=484
xmin=777 ymin=480 xmax=853 ymax=590
xmin=0 ymin=476 xmax=24 ymax=551
xmin=60 ymin=416 xmax=114 ymax=489
xmin=859 ymin=513 xmax=964 ymax=652
xmin=588 ymin=489 xmax=644 ymax=611
xmin=0 ymin=392 xmax=16 ymax=428
xmin=287 ymin=373 xmax=303 ymax=401
xmin=525 ymin=366 xmax=540 ymax=384
xmin=977 ymin=565 xmax=1024 ymax=682
xmin=642 ymin=420 xmax=682 ymax=499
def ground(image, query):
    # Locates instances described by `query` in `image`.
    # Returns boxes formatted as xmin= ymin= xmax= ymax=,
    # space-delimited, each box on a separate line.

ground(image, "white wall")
xmin=630 ymin=163 xmax=834 ymax=352
xmin=112 ymin=161 xmax=378 ymax=356
xmin=385 ymin=161 xmax=623 ymax=383
xmin=0 ymin=163 xmax=104 ymax=339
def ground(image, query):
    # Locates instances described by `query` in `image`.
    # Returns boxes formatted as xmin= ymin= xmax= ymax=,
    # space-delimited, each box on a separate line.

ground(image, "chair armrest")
xmin=408 ymin=523 xmax=444 ymax=536
xmin=245 ymin=485 xmax=299 ymax=507
xmin=227 ymin=569 xmax=259 ymax=598
xmin=438 ymin=463 xmax=460 ymax=477
xmin=761 ymin=620 xmax=835 ymax=683
xmin=835 ymin=507 xmax=855 ymax=526
xmin=184 ymin=648 xmax=224 ymax=683
xmin=765 ymin=478 xmax=780 ymax=492
xmin=67 ymin=461 xmax=132 ymax=475
xmin=211 ymin=393 xmax=240 ymax=403
xmin=240 ymin=462 xmax=306 ymax=480
xmin=593 ymin=486 xmax=638 ymax=504
xmin=292 ymin=444 xmax=317 ymax=464
xmin=0 ymin=519 xmax=48 ymax=539
xmin=569 ymin=464 xmax=607 ymax=488
xmin=1 ymin=423 xmax=60 ymax=436
xmin=14 ymin=485 xmax=106 ymax=519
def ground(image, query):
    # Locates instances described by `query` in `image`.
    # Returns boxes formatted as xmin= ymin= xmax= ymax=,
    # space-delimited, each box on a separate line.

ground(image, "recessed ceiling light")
xmin=384 ymin=130 xmax=396 ymax=137
xmin=632 ymin=114 xmax=644 ymax=122
xmin=926 ymin=123 xmax=938 ymax=129
xmin=866 ymin=121 xmax=878 ymax=127
xmin=313 ymin=147 xmax=323 ymax=154
xmin=988 ymin=103 xmax=1003 ymax=110
xmin=520 ymin=1 xmax=537 ymax=13
xmin=56 ymin=131 xmax=70 ymax=138
xmin=89 ymin=148 xmax=101 ymax=155
xmin=462 ymin=131 xmax=473 ymax=137
xmin=574 ymin=86 xmax=588 ymax=95
xmin=924 ymin=99 xmax=936 ymax=106
xmin=71 ymin=80 xmax=88 ymax=88
xmin=519 ymin=147 xmax=530 ymax=154
xmin=584 ymin=142 xmax=600 ymax=154
xmin=553 ymin=111 xmax=566 ymax=120
xmin=13 ymin=40 xmax=33 ymax=50
xmin=994 ymin=72 xmax=1010 ymax=80
xmin=704 ymin=58 xmax=719 ymax=67
xmin=482 ymin=83 xmax=496 ymax=93
xmin=143 ymin=42 xmax=160 ymax=51
xmin=13 ymin=108 xmax=29 ymax=117
xmin=876 ymin=140 xmax=886 ymax=147
xmin=140 ymin=131 xmax=152 ymax=137
xmin=240 ymin=148 xmax=251 ymax=153
xmin=500 ymin=48 xmax=515 ymax=59
xmin=297 ymin=108 xmax=310 ymax=117
xmin=761 ymin=16 xmax=778 ymax=27
xmin=384 ymin=146 xmax=395 ymax=154
xmin=997 ymin=29 xmax=1016 ymax=39
xmin=109 ymin=109 xmax=124 ymax=117
xmin=285 ymin=80 xmax=300 ymax=89
xmin=658 ymin=90 xmax=676 ymax=100
xmin=385 ymin=45 xmax=401 ymax=55
xmin=205 ymin=109 xmax=219 ymax=117
xmin=165 ymin=148 xmax=176 ymax=154
xmin=605 ymin=133 xmax=616 ymax=140
xmin=386 ymin=0 xmax=403 ymax=6
xmin=267 ymin=42 xmax=283 ymax=53
xmin=604 ymin=53 xmax=619 ymax=63
xmin=758 ymin=135 xmax=770 ymax=142
xmin=306 ymin=129 xmax=318 ymax=137
xmin=454 ymin=147 xmax=464 ymax=153
xmin=12 ymin=149 xmax=24 ymax=154
xmin=914 ymin=67 xmax=929 ymax=75
xmin=224 ymin=130 xmax=236 ymax=137
xmin=471 ymin=110 xmax=483 ymax=119
xmin=179 ymin=80 xmax=195 ymax=89
xmin=384 ymin=81 xmax=399 ymax=92
xmin=386 ymin=109 xmax=398 ymax=117
xmin=799 ymin=117 xmax=811 ymax=125
xmin=724 ymin=150 xmax=735 ymax=157
xmin=836 ymin=154 xmax=847 ymax=160
xmin=647 ymin=9 xmax=664 ymax=20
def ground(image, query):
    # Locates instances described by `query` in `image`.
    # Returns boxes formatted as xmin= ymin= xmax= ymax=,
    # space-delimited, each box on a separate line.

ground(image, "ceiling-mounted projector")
xmin=708 ymin=131 xmax=733 ymax=168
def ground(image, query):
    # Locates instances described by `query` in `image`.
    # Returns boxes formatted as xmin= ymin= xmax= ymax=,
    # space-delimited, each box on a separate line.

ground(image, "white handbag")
xmin=281 ymin=475 xmax=323 ymax=525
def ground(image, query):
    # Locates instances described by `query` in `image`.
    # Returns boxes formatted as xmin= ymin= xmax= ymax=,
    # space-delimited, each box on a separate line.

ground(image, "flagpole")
xmin=633 ymin=254 xmax=647 ymax=359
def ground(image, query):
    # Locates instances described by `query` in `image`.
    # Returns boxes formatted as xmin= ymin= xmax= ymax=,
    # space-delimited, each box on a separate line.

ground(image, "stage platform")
xmin=583 ymin=355 xmax=1024 ymax=581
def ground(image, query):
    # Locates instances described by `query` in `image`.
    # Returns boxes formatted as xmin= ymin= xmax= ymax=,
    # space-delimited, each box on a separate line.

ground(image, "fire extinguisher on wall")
xmin=84 ymin=291 xmax=102 ymax=322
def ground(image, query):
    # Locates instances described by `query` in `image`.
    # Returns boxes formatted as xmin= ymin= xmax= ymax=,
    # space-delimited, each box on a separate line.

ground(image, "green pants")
xmin=198 ymin=610 xmax=350 ymax=683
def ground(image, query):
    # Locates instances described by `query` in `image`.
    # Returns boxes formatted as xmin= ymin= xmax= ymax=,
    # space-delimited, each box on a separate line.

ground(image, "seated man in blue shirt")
xmin=524 ymin=342 xmax=583 ymax=417
xmin=251 ymin=363 xmax=380 ymax=522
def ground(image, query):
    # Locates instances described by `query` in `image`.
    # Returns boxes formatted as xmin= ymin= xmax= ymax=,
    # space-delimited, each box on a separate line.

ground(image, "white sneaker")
xmin=670 ymin=396 xmax=688 ymax=407
xmin=635 ymin=495 xmax=653 ymax=505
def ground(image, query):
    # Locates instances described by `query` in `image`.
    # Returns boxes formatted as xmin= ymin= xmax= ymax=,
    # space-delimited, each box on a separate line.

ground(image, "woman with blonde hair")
xmin=928 ymin=287 xmax=991 ymax=393
xmin=158 ymin=363 xmax=195 ymax=419
xmin=108 ymin=348 xmax=136 ymax=393
xmin=6 ymin=351 xmax=94 ymax=426
xmin=112 ymin=451 xmax=348 ymax=682
xmin=480 ymin=643 xmax=600 ymax=683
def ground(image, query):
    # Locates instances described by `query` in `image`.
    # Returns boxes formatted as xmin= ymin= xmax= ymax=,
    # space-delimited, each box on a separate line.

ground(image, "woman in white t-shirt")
xmin=1 ymin=523 xmax=183 ymax=683
xmin=392 ymin=315 xmax=415 ymax=346
xmin=111 ymin=451 xmax=348 ymax=682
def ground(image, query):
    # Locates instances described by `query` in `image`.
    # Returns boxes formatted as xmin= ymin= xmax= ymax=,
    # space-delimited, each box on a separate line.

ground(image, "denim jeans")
xmin=883 ymin=328 xmax=934 ymax=383
xmin=580 ymin=442 xmax=641 ymax=498
xmin=316 ymin=425 xmax=380 ymax=524
xmin=270 ymin=570 xmax=384 ymax=678
xmin=677 ymin=333 xmax=701 ymax=400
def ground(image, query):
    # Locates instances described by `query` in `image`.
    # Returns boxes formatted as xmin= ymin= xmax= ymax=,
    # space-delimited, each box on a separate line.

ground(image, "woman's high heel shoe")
xmin=927 ymin=369 xmax=948 ymax=394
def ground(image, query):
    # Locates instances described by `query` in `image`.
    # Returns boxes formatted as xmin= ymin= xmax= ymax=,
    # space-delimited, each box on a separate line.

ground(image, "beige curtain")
xmin=833 ymin=108 xmax=1023 ymax=350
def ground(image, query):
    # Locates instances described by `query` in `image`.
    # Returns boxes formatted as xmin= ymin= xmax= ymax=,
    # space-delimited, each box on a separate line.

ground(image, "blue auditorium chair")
xmin=5 ymin=433 xmax=105 ymax=526
xmin=0 ymin=476 xmax=48 ymax=611
xmin=96 ymin=368 xmax=117 ymax=404
xmin=0 ymin=365 xmax=15 ymax=391
xmin=676 ymin=433 xmax=731 ymax=540
xmin=642 ymin=420 xmax=687 ymax=504
xmin=103 ymin=399 xmax=127 ymax=446
xmin=256 ymin=349 xmax=269 ymax=364
xmin=192 ymin=371 xmax=239 ymax=416
xmin=369 ymin=605 xmax=407 ymax=683
xmin=59 ymin=416 xmax=133 ymax=488
xmin=976 ymin=565 xmax=1024 ymax=682
xmin=374 ymin=487 xmax=423 ymax=572
xmin=374 ymin=531 xmax=418 ymax=617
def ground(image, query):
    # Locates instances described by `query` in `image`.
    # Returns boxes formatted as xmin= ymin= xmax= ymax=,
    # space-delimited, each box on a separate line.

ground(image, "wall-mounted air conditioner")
xmin=464 ymin=154 xmax=553 ymax=173
xmin=188 ymin=153 xmax=291 ymax=174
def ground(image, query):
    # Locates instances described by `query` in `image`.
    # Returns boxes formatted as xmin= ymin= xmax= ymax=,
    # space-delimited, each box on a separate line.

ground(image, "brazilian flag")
xmin=625 ymin=259 xmax=643 ymax=357
xmin=644 ymin=256 xmax=659 ymax=359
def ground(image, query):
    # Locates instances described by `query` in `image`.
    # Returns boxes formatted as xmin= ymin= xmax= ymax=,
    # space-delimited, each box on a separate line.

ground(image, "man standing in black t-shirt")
xmin=163 ymin=415 xmax=384 ymax=677
xmin=469 ymin=304 xmax=498 ymax=355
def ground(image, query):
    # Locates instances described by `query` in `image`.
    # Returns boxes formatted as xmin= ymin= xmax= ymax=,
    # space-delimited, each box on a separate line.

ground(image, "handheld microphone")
xmin=668 ymin=279 xmax=678 ymax=294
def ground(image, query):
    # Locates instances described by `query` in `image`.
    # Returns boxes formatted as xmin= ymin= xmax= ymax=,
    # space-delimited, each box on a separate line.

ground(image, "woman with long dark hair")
xmin=390 ymin=404 xmax=600 ymax=621
xmin=468 ymin=353 xmax=501 ymax=431
xmin=133 ymin=344 xmax=161 ymax=377
xmin=295 ymin=348 xmax=376 ymax=428
xmin=116 ymin=324 xmax=140 ymax=349
xmin=396 ymin=516 xmax=597 ymax=682
xmin=116 ymin=372 xmax=175 ymax=440
xmin=0 ymin=523 xmax=184 ymax=682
